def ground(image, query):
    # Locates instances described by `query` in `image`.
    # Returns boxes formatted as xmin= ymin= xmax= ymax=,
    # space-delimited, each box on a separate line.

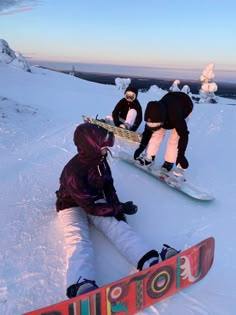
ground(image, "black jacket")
xmin=141 ymin=92 xmax=193 ymax=157
xmin=112 ymin=98 xmax=142 ymax=131
xmin=112 ymin=86 xmax=142 ymax=131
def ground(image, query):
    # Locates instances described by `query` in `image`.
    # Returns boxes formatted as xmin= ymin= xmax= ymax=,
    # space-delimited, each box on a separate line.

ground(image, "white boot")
xmin=173 ymin=164 xmax=185 ymax=177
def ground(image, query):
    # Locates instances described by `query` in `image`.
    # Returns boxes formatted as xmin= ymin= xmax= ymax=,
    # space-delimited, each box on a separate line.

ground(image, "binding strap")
xmin=137 ymin=249 xmax=159 ymax=271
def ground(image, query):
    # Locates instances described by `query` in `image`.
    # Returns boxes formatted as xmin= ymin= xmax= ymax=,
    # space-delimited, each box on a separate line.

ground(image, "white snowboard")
xmin=118 ymin=152 xmax=215 ymax=201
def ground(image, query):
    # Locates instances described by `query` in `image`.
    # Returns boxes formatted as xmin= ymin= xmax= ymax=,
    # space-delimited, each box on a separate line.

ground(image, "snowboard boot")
xmin=136 ymin=156 xmax=154 ymax=167
xmin=160 ymin=244 xmax=180 ymax=261
xmin=137 ymin=250 xmax=160 ymax=271
xmin=161 ymin=161 xmax=174 ymax=172
xmin=172 ymin=164 xmax=185 ymax=177
xmin=67 ymin=277 xmax=99 ymax=299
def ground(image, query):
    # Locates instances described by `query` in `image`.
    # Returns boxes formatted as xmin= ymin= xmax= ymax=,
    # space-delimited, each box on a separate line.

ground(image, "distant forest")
xmin=60 ymin=70 xmax=236 ymax=100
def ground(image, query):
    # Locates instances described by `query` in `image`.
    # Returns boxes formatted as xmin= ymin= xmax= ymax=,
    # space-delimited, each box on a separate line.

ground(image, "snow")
xmin=1 ymin=61 xmax=236 ymax=315
xmin=0 ymin=39 xmax=30 ymax=71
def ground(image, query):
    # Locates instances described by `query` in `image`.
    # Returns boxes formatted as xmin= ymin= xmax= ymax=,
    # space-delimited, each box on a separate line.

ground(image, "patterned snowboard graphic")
xmin=24 ymin=237 xmax=215 ymax=315
xmin=82 ymin=115 xmax=142 ymax=143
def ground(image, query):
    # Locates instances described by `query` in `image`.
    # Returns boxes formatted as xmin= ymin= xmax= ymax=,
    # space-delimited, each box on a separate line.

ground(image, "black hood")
xmin=125 ymin=85 xmax=138 ymax=97
xmin=73 ymin=123 xmax=114 ymax=165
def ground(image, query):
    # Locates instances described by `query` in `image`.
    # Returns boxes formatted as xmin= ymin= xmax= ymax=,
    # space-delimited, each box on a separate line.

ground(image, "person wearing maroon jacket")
xmin=56 ymin=123 xmax=178 ymax=299
xmin=112 ymin=85 xmax=142 ymax=131
xmin=134 ymin=92 xmax=194 ymax=176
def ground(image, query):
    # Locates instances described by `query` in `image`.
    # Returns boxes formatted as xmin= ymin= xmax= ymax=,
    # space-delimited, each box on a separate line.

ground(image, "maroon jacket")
xmin=56 ymin=123 xmax=121 ymax=216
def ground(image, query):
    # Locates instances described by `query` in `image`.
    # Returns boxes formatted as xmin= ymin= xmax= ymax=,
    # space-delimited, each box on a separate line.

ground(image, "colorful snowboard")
xmin=118 ymin=152 xmax=215 ymax=201
xmin=82 ymin=115 xmax=141 ymax=143
xmin=24 ymin=237 xmax=215 ymax=315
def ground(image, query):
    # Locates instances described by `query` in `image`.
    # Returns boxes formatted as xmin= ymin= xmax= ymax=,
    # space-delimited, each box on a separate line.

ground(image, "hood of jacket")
xmin=73 ymin=123 xmax=114 ymax=165
xmin=125 ymin=85 xmax=138 ymax=97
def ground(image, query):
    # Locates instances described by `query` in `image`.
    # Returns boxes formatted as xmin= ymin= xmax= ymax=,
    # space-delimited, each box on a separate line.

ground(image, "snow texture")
xmin=1 ymin=42 xmax=236 ymax=315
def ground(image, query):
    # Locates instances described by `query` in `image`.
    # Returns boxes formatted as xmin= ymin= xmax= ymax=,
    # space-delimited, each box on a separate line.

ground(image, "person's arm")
xmin=141 ymin=125 xmax=153 ymax=146
xmin=175 ymin=120 xmax=189 ymax=168
xmin=134 ymin=125 xmax=152 ymax=159
xmin=66 ymin=173 xmax=121 ymax=216
xmin=65 ymin=167 xmax=137 ymax=217
xmin=112 ymin=100 xmax=123 ymax=126
xmin=103 ymin=178 xmax=120 ymax=205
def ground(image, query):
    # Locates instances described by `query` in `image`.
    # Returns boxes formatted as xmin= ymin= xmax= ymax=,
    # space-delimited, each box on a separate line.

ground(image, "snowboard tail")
xmin=82 ymin=115 xmax=141 ymax=143
xmin=24 ymin=237 xmax=215 ymax=315
xmin=118 ymin=152 xmax=215 ymax=201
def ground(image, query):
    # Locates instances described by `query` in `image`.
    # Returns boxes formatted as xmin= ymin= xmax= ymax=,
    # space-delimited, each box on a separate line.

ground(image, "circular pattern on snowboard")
xmin=147 ymin=265 xmax=174 ymax=298
xmin=108 ymin=282 xmax=128 ymax=302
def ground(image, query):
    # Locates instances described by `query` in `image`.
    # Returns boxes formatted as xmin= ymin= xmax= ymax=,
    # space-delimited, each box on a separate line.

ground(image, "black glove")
xmin=115 ymin=212 xmax=127 ymax=222
xmin=176 ymin=155 xmax=189 ymax=169
xmin=121 ymin=201 xmax=138 ymax=215
xmin=134 ymin=145 xmax=145 ymax=160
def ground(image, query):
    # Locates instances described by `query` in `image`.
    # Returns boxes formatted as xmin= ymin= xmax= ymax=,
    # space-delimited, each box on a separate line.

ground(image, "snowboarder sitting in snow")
xmin=111 ymin=85 xmax=142 ymax=131
xmin=134 ymin=92 xmax=193 ymax=176
xmin=56 ymin=123 xmax=179 ymax=298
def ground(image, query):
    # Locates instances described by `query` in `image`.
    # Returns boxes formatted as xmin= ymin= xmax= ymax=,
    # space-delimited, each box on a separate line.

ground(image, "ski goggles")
xmin=125 ymin=91 xmax=136 ymax=101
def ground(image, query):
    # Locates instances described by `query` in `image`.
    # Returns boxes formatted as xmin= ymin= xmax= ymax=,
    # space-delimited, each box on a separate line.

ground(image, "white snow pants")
xmin=58 ymin=207 xmax=154 ymax=289
xmin=106 ymin=108 xmax=137 ymax=128
xmin=146 ymin=116 xmax=191 ymax=163
xmin=123 ymin=108 xmax=137 ymax=127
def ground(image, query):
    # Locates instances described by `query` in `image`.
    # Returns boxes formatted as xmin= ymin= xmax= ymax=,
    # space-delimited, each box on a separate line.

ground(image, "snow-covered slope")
xmin=1 ymin=61 xmax=236 ymax=315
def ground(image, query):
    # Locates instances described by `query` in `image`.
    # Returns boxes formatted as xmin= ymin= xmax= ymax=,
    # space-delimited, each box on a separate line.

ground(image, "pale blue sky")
xmin=0 ymin=0 xmax=236 ymax=80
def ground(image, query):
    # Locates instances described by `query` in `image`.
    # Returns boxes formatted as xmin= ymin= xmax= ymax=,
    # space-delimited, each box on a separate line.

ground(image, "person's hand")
xmin=134 ymin=145 xmax=145 ymax=160
xmin=115 ymin=212 xmax=127 ymax=222
xmin=121 ymin=201 xmax=138 ymax=215
xmin=176 ymin=155 xmax=189 ymax=169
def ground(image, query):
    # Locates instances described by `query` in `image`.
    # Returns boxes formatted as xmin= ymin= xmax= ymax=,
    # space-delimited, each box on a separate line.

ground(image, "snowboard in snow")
xmin=23 ymin=237 xmax=215 ymax=315
xmin=82 ymin=115 xmax=141 ymax=143
xmin=118 ymin=152 xmax=215 ymax=201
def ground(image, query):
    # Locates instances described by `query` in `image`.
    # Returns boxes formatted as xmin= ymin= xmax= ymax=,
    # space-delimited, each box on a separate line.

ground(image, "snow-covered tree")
xmin=0 ymin=39 xmax=15 ymax=64
xmin=181 ymin=84 xmax=192 ymax=97
xmin=12 ymin=51 xmax=31 ymax=72
xmin=115 ymin=77 xmax=131 ymax=90
xmin=169 ymin=79 xmax=181 ymax=92
xmin=0 ymin=39 xmax=31 ymax=72
xmin=148 ymin=85 xmax=167 ymax=98
xmin=199 ymin=63 xmax=218 ymax=103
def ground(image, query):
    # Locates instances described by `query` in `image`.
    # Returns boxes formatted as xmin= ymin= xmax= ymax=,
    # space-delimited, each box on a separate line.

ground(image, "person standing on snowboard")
xmin=134 ymin=92 xmax=193 ymax=177
xmin=111 ymin=85 xmax=143 ymax=131
xmin=56 ymin=123 xmax=179 ymax=298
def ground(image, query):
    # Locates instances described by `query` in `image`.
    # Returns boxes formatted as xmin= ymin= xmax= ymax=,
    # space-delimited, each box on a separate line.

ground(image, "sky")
xmin=1 ymin=44 xmax=236 ymax=315
xmin=0 ymin=0 xmax=236 ymax=81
